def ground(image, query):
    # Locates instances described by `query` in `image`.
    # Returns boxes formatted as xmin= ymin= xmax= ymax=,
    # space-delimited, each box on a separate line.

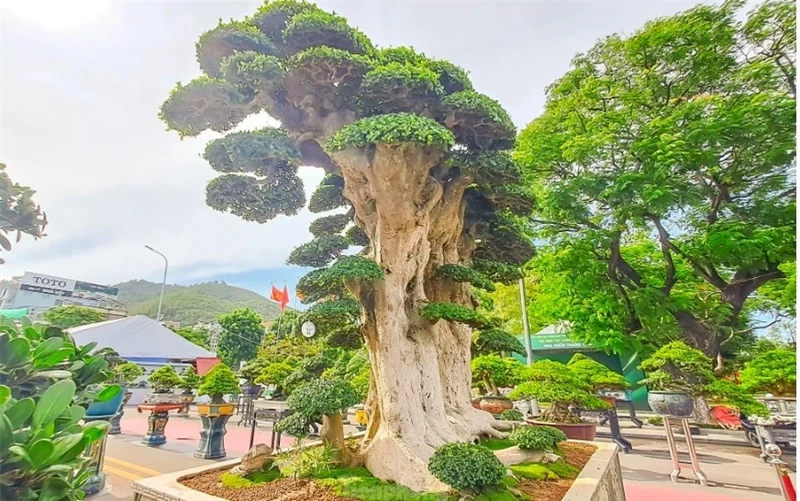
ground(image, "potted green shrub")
xmin=177 ymin=365 xmax=200 ymax=415
xmin=239 ymin=358 xmax=266 ymax=396
xmin=471 ymin=354 xmax=524 ymax=414
xmin=255 ymin=361 xmax=297 ymax=400
xmin=145 ymin=365 xmax=183 ymax=404
xmin=508 ymin=359 xmax=609 ymax=440
xmin=194 ymin=363 xmax=241 ymax=459
xmin=639 ymin=342 xmax=714 ymax=418
xmin=568 ymin=353 xmax=631 ymax=404
xmin=109 ymin=361 xmax=145 ymax=434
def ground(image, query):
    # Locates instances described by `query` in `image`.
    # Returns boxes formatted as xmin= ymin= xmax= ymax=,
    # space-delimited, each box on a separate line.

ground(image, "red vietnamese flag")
xmin=271 ymin=285 xmax=289 ymax=311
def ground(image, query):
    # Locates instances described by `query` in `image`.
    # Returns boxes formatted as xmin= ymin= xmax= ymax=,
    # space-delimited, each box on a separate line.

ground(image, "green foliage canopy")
xmin=217 ymin=308 xmax=265 ymax=367
xmin=740 ymin=348 xmax=796 ymax=396
xmin=197 ymin=363 xmax=241 ymax=403
xmin=42 ymin=306 xmax=106 ymax=329
xmin=148 ymin=365 xmax=182 ymax=393
xmin=0 ymin=163 xmax=47 ymax=263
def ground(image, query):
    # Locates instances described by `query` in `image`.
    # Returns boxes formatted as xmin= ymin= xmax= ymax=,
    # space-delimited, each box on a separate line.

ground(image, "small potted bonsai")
xmin=508 ymin=359 xmax=609 ymax=440
xmin=145 ymin=364 xmax=183 ymax=404
xmin=639 ymin=341 xmax=714 ymax=419
xmin=471 ymin=354 xmax=524 ymax=414
xmin=109 ymin=361 xmax=145 ymax=434
xmin=568 ymin=353 xmax=631 ymax=404
xmin=194 ymin=363 xmax=241 ymax=459
xmin=239 ymin=358 xmax=266 ymax=397
xmin=177 ymin=365 xmax=200 ymax=416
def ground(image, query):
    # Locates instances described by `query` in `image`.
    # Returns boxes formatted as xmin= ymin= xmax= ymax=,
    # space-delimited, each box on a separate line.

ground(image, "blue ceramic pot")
xmin=86 ymin=385 xmax=125 ymax=418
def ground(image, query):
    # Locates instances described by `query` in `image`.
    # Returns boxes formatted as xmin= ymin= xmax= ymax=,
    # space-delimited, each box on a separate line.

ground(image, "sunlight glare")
xmin=1 ymin=0 xmax=108 ymax=31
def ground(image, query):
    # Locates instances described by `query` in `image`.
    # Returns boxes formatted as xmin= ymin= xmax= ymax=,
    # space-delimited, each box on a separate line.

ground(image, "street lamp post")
xmin=145 ymin=245 xmax=168 ymax=322
xmin=519 ymin=277 xmax=533 ymax=365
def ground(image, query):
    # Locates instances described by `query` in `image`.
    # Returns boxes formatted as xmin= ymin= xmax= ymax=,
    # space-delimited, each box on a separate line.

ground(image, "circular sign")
xmin=301 ymin=321 xmax=316 ymax=338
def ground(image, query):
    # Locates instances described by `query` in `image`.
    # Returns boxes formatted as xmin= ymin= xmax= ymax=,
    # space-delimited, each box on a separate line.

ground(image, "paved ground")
xmin=95 ymin=407 xmax=795 ymax=500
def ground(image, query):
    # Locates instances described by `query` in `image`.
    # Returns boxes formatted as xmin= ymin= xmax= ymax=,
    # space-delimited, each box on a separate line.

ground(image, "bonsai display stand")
xmin=137 ymin=403 xmax=183 ymax=446
xmin=237 ymin=394 xmax=256 ymax=427
xmin=599 ymin=398 xmax=643 ymax=428
xmin=663 ymin=416 xmax=708 ymax=486
xmin=109 ymin=390 xmax=133 ymax=435
xmin=82 ymin=413 xmax=114 ymax=495
xmin=249 ymin=407 xmax=292 ymax=450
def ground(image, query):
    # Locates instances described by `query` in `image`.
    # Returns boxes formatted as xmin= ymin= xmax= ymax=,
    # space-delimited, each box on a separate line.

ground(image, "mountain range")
xmin=112 ymin=279 xmax=281 ymax=325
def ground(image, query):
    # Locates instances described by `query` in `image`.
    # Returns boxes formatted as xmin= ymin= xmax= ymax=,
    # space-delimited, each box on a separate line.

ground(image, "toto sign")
xmin=20 ymin=272 xmax=76 ymax=296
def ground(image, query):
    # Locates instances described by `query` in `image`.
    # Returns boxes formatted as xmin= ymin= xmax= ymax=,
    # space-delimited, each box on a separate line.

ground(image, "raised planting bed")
xmin=133 ymin=440 xmax=624 ymax=501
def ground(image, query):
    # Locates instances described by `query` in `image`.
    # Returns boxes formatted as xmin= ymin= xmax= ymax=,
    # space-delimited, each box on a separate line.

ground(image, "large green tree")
xmin=0 ymin=163 xmax=47 ymax=264
xmin=159 ymin=1 xmax=529 ymax=490
xmin=516 ymin=0 xmax=796 ymax=367
xmin=43 ymin=305 xmax=107 ymax=329
xmin=217 ymin=308 xmax=265 ymax=367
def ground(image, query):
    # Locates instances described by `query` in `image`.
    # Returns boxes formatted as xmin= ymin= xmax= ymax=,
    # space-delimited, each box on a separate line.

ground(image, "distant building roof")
xmin=68 ymin=315 xmax=215 ymax=362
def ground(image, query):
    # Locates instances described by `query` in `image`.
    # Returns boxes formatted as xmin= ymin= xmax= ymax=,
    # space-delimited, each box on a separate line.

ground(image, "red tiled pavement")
xmin=119 ymin=414 xmax=297 ymax=455
xmin=625 ymin=482 xmax=761 ymax=501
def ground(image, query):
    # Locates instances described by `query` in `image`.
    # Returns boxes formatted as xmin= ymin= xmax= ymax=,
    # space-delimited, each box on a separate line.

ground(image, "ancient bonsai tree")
xmin=179 ymin=365 xmax=200 ymax=394
xmin=508 ymin=360 xmax=608 ymax=424
xmin=197 ymin=364 xmax=241 ymax=404
xmin=147 ymin=365 xmax=183 ymax=394
xmin=115 ymin=362 xmax=145 ymax=386
xmin=639 ymin=342 xmax=715 ymax=393
xmin=471 ymin=354 xmax=524 ymax=396
xmin=159 ymin=0 xmax=532 ymax=490
xmin=278 ymin=378 xmax=360 ymax=462
xmin=567 ymin=354 xmax=630 ymax=393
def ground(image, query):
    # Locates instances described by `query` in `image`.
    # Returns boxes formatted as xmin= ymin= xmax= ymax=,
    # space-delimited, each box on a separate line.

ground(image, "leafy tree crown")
xmin=739 ymin=348 xmax=796 ymax=396
xmin=197 ymin=363 xmax=242 ymax=402
xmin=286 ymin=378 xmax=359 ymax=418
xmin=148 ymin=365 xmax=183 ymax=393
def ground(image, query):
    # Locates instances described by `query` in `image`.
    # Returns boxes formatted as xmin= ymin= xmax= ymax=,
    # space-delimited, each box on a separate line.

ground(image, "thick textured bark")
xmin=330 ymin=144 xmax=505 ymax=492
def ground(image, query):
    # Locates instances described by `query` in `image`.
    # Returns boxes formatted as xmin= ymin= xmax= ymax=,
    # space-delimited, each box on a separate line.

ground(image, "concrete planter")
xmin=648 ymin=391 xmax=694 ymax=418
xmin=133 ymin=439 xmax=625 ymax=501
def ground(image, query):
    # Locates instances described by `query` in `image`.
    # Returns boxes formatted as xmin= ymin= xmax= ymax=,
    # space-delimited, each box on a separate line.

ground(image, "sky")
xmin=0 ymin=0 xmax=701 ymax=298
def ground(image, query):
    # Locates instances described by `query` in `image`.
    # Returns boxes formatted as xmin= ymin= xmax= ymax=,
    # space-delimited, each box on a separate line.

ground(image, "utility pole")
xmin=145 ymin=245 xmax=168 ymax=322
xmin=519 ymin=277 xmax=533 ymax=365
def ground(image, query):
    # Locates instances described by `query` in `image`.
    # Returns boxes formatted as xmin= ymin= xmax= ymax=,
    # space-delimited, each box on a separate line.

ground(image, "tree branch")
xmin=646 ymin=214 xmax=677 ymax=294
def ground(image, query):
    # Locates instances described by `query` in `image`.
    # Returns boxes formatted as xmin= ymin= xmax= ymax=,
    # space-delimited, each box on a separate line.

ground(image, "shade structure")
xmin=68 ymin=315 xmax=215 ymax=363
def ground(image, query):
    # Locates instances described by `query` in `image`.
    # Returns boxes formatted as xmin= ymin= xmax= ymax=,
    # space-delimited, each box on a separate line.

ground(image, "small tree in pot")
xmin=109 ymin=362 xmax=145 ymax=434
xmin=177 ymin=365 xmax=200 ymax=416
xmin=145 ymin=365 xmax=182 ymax=404
xmin=194 ymin=363 xmax=241 ymax=459
xmin=239 ymin=358 xmax=267 ymax=396
xmin=639 ymin=342 xmax=715 ymax=419
xmin=471 ymin=355 xmax=524 ymax=414
xmin=508 ymin=359 xmax=608 ymax=440
xmin=568 ymin=353 xmax=630 ymax=403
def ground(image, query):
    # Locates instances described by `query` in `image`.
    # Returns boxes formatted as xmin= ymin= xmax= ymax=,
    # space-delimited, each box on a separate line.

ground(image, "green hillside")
xmin=113 ymin=280 xmax=281 ymax=325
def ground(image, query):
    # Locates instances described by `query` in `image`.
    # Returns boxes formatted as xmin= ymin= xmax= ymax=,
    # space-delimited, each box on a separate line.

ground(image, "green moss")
xmin=219 ymin=468 xmax=280 ymax=488
xmin=479 ymin=437 xmax=515 ymax=451
xmin=435 ymin=264 xmax=495 ymax=291
xmin=545 ymin=460 xmax=579 ymax=478
xmin=474 ymin=486 xmax=522 ymax=501
xmin=196 ymin=20 xmax=278 ymax=77
xmin=420 ymin=301 xmax=490 ymax=328
xmin=317 ymin=467 xmax=454 ymax=500
xmin=327 ymin=113 xmax=454 ymax=151
xmin=283 ymin=11 xmax=374 ymax=56
xmin=509 ymin=463 xmax=558 ymax=481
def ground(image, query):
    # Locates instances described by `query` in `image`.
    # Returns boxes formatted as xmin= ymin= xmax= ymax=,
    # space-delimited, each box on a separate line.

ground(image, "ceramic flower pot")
xmin=86 ymin=385 xmax=125 ymax=418
xmin=196 ymin=403 xmax=236 ymax=417
xmin=479 ymin=396 xmax=514 ymax=415
xmin=527 ymin=420 xmax=597 ymax=441
xmin=647 ymin=391 xmax=694 ymax=418
xmin=241 ymin=384 xmax=262 ymax=397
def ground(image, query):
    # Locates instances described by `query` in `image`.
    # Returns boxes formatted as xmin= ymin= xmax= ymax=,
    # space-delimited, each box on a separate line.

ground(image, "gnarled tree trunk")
xmin=331 ymin=144 xmax=506 ymax=492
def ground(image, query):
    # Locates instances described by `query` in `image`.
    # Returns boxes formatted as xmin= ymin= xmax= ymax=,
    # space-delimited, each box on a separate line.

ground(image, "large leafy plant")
xmin=197 ymin=363 xmax=241 ymax=404
xmin=508 ymin=359 xmax=609 ymax=423
xmin=0 ymin=318 xmax=117 ymax=501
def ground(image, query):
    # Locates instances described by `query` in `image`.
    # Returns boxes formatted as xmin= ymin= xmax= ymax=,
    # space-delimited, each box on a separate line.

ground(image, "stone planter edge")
xmin=561 ymin=440 xmax=625 ymax=501
xmin=132 ymin=434 xmax=364 ymax=501
xmin=132 ymin=435 xmax=622 ymax=501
